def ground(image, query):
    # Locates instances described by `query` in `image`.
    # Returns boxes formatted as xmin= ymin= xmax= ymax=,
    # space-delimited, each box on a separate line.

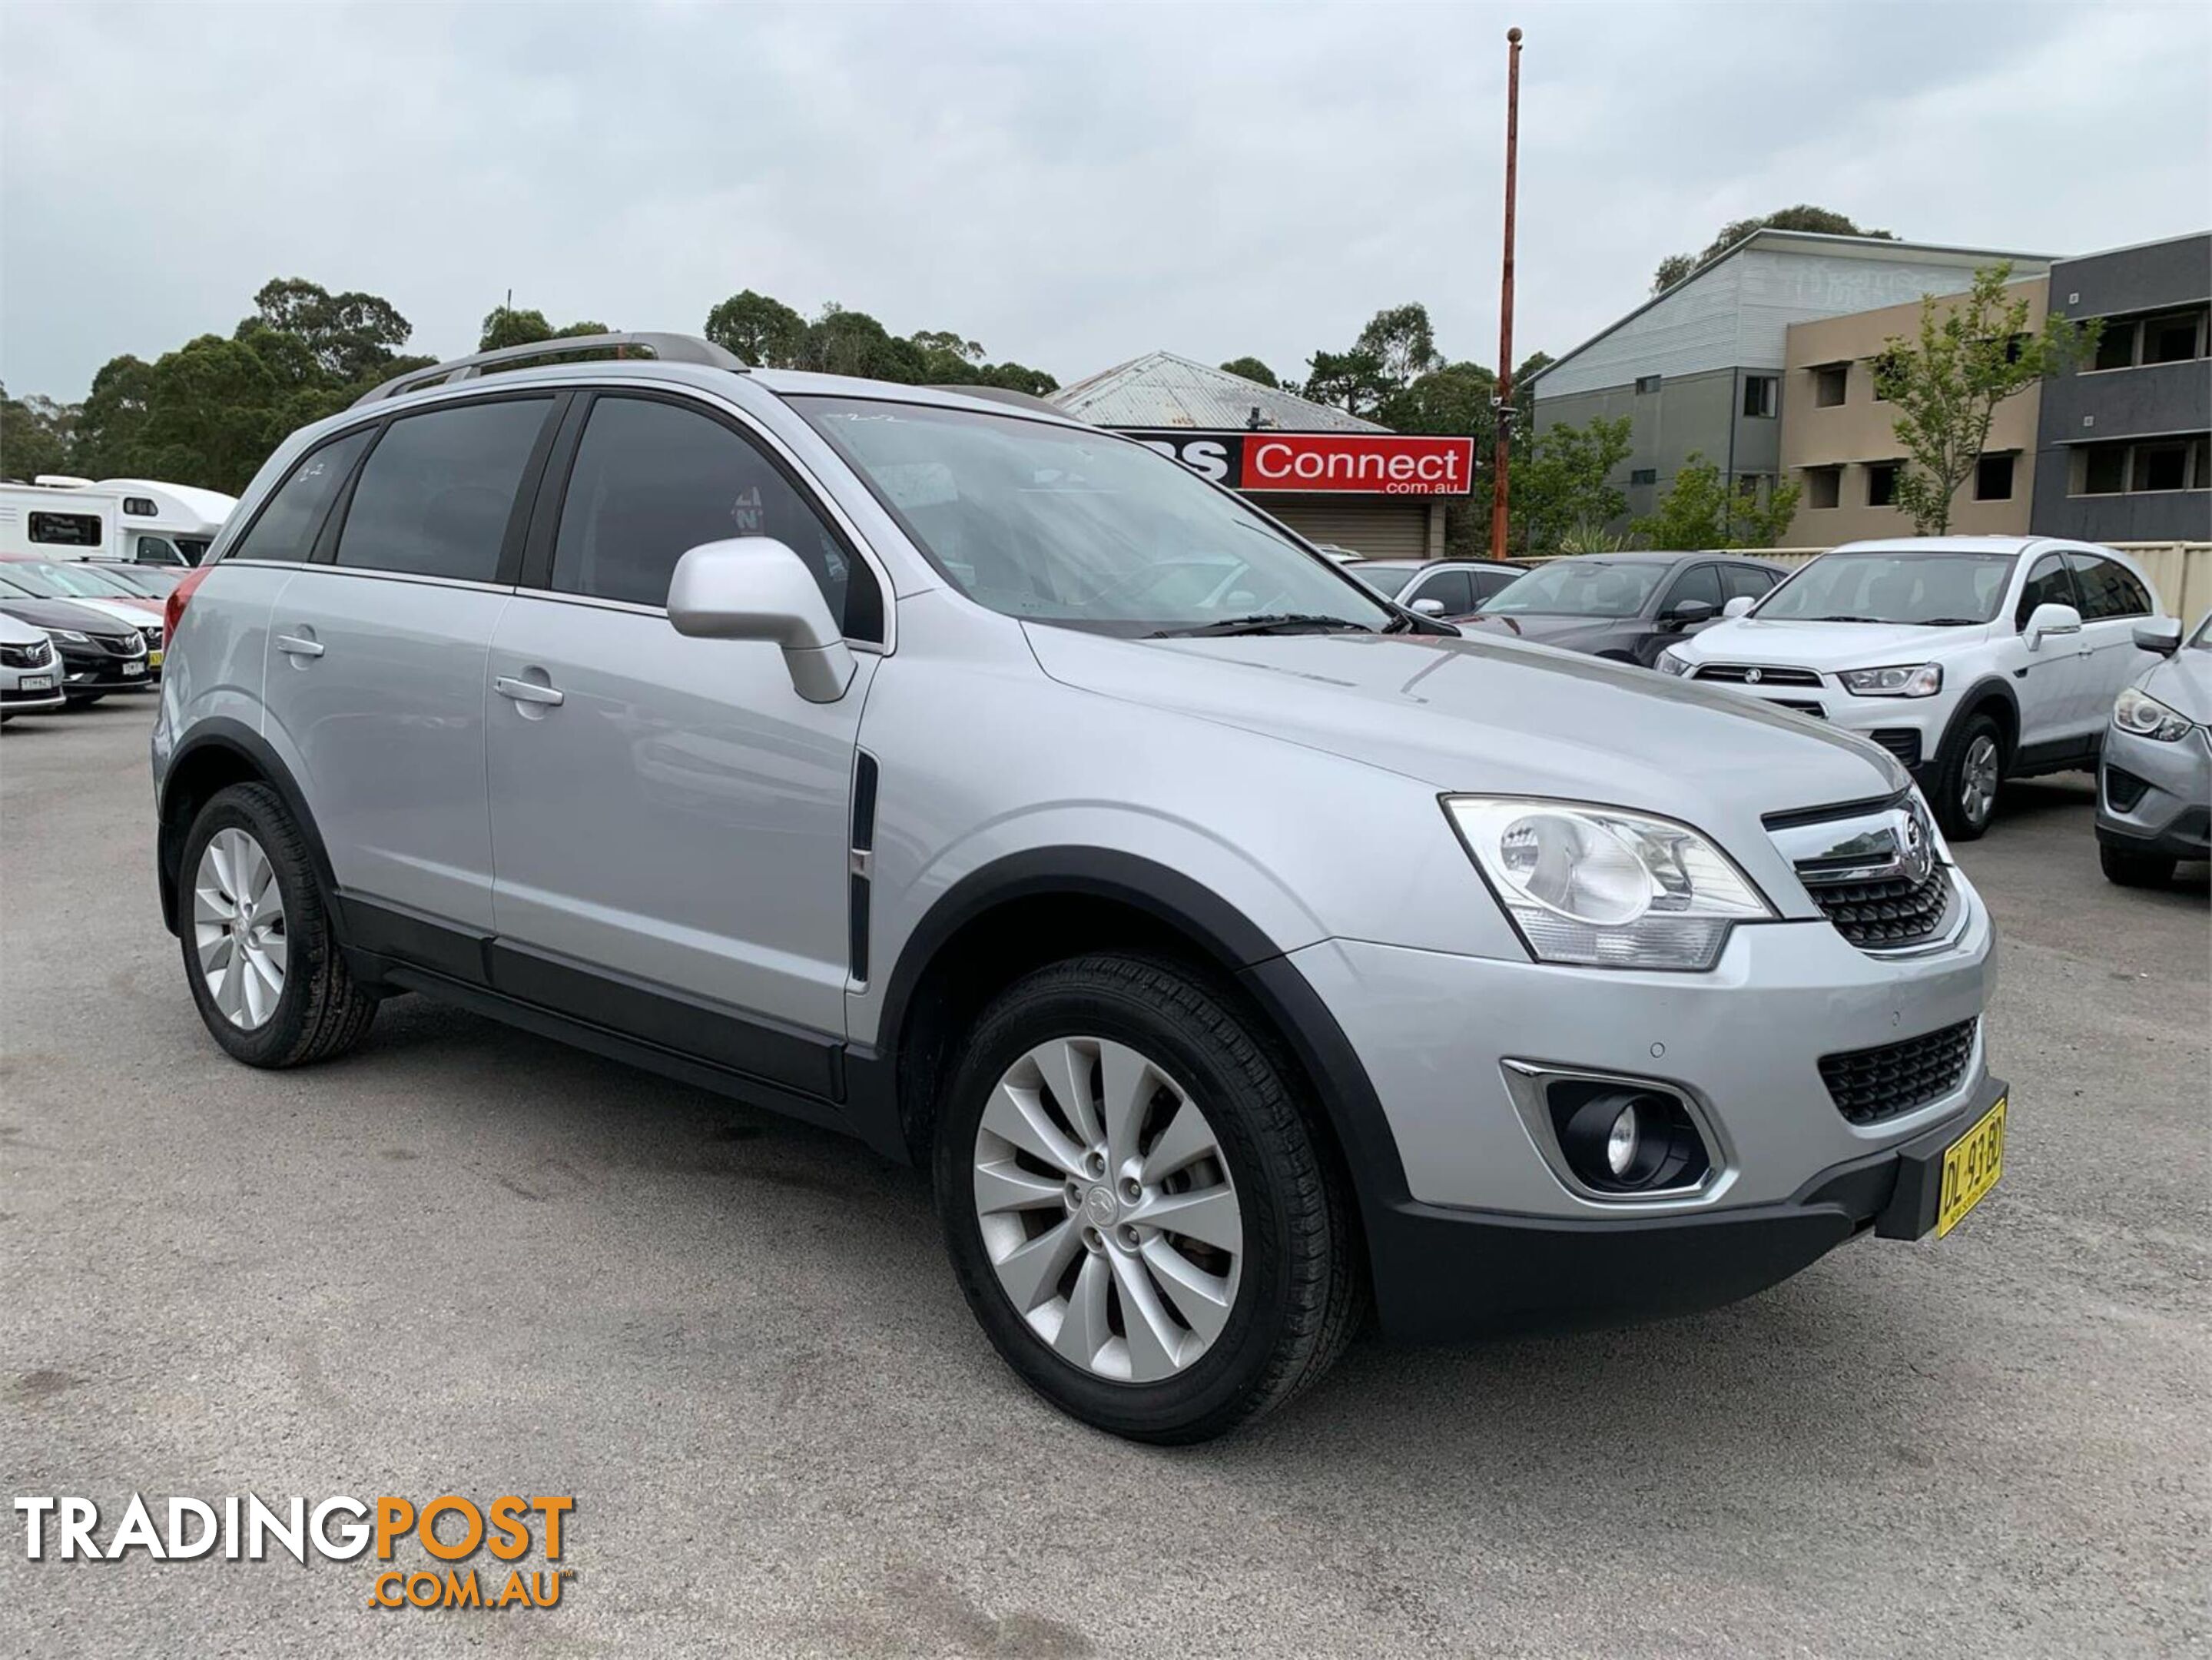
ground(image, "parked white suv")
xmin=1660 ymin=536 xmax=2167 ymax=838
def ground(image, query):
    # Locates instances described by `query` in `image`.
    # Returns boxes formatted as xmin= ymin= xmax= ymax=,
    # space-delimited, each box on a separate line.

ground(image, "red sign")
xmin=1238 ymin=433 xmax=1474 ymax=496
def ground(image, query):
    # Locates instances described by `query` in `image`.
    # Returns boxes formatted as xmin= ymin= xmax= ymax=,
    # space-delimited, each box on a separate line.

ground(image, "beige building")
xmin=1779 ymin=278 xmax=2046 ymax=545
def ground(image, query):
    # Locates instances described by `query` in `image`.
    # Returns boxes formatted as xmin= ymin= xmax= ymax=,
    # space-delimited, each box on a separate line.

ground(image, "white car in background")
xmin=1659 ymin=536 xmax=2167 ymax=838
xmin=0 ymin=611 xmax=65 ymax=720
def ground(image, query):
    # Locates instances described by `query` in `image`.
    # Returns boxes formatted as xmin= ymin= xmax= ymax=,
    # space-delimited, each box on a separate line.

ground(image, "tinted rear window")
xmin=335 ymin=399 xmax=550 ymax=582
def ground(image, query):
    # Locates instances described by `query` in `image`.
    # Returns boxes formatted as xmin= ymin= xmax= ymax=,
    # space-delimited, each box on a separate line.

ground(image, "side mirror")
xmin=667 ymin=537 xmax=855 ymax=703
xmin=1663 ymin=598 xmax=1716 ymax=627
xmin=2023 ymin=602 xmax=2082 ymax=652
xmin=2132 ymin=617 xmax=2183 ymax=656
xmin=1411 ymin=597 xmax=1448 ymax=617
xmin=1720 ymin=594 xmax=1757 ymax=619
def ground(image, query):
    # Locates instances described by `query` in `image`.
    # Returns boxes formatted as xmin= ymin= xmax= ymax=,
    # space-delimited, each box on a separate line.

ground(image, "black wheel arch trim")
xmin=859 ymin=845 xmax=1418 ymax=1257
xmin=157 ymin=719 xmax=338 ymax=937
xmin=1933 ymin=677 xmax=2021 ymax=771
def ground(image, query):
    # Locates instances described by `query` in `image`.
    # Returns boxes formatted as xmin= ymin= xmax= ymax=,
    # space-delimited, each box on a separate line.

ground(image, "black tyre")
xmin=937 ymin=953 xmax=1362 ymax=1443
xmin=178 ymin=782 xmax=377 ymax=1067
xmin=2100 ymin=842 xmax=2176 ymax=888
xmin=1933 ymin=711 xmax=2005 ymax=840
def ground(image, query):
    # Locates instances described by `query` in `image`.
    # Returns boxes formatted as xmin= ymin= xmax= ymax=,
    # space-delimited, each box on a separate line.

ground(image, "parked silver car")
xmin=2097 ymin=611 xmax=2210 ymax=886
xmin=0 ymin=611 xmax=66 ymax=719
xmin=152 ymin=334 xmax=2007 ymax=1442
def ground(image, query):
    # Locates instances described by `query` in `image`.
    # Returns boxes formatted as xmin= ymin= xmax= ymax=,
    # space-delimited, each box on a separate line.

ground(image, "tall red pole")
xmin=1490 ymin=25 xmax=1523 ymax=560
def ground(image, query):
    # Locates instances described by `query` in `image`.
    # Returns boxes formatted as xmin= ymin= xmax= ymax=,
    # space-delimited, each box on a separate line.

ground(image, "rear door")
xmin=2065 ymin=551 xmax=2159 ymax=735
xmin=483 ymin=388 xmax=884 ymax=1054
xmin=262 ymin=393 xmax=559 ymax=932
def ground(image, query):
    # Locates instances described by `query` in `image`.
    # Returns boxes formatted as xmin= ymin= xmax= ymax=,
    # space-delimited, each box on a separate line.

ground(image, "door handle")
xmin=495 ymin=675 xmax=565 ymax=708
xmin=274 ymin=633 xmax=323 ymax=659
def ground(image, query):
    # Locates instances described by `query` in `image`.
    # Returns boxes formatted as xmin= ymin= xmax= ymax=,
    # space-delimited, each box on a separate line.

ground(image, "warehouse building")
xmin=1049 ymin=351 xmax=1472 ymax=559
xmin=1528 ymin=230 xmax=2051 ymax=532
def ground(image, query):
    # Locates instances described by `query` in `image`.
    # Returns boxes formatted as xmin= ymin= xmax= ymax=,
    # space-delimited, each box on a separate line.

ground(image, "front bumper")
xmin=2097 ymin=722 xmax=2210 ymax=859
xmin=1362 ymin=1075 xmax=2007 ymax=1340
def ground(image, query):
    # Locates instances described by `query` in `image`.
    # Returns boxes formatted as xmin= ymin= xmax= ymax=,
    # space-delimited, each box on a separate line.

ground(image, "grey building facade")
xmin=2031 ymin=232 xmax=2211 ymax=544
xmin=1530 ymin=231 xmax=2050 ymax=535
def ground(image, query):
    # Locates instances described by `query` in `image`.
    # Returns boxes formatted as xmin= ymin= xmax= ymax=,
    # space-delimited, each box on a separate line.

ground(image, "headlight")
xmin=2112 ymin=685 xmax=2193 ymax=742
xmin=1655 ymin=647 xmax=1691 ymax=677
xmin=1445 ymin=798 xmax=1775 ymax=971
xmin=42 ymin=628 xmax=91 ymax=646
xmin=1839 ymin=662 xmax=1942 ymax=698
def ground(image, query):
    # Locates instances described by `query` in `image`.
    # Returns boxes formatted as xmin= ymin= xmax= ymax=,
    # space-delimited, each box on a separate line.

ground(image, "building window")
xmin=2091 ymin=322 xmax=2137 ymax=372
xmin=1634 ymin=374 xmax=1663 ymax=394
xmin=1629 ymin=467 xmax=1657 ymax=487
xmin=2071 ymin=436 xmax=2212 ymax=496
xmin=1812 ymin=365 xmax=1849 ymax=407
xmin=2144 ymin=311 xmax=2207 ymax=364
xmin=1804 ymin=466 xmax=1841 ymax=509
xmin=1975 ymin=453 xmax=2015 ymax=501
xmin=1866 ymin=463 xmax=1900 ymax=508
xmin=1742 ymin=375 xmax=1778 ymax=418
xmin=1868 ymin=350 xmax=1903 ymax=401
xmin=1735 ymin=473 xmax=1767 ymax=500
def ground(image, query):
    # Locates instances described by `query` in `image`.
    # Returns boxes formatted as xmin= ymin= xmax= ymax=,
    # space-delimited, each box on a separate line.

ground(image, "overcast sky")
xmin=3 ymin=2 xmax=2207 ymax=402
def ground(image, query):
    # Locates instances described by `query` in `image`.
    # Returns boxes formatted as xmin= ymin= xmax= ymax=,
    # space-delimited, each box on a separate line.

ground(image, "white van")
xmin=34 ymin=476 xmax=236 ymax=566
xmin=0 ymin=482 xmax=122 ymax=559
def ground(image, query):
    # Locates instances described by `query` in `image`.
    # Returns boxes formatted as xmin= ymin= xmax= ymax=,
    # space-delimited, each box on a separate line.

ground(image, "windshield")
xmin=1349 ymin=564 xmax=1418 ymax=599
xmin=1481 ymin=560 xmax=1665 ymax=618
xmin=0 ymin=565 xmax=72 ymax=599
xmin=797 ymin=398 xmax=1395 ymax=636
xmin=1755 ymin=550 xmax=2013 ymax=625
xmin=20 ymin=561 xmax=139 ymax=601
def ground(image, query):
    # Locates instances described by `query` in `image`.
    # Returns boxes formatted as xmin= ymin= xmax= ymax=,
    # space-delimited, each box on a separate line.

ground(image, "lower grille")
xmin=2101 ymin=766 xmax=2149 ymax=812
xmin=1805 ymin=864 xmax=1952 ymax=949
xmin=1821 ymin=1019 xmax=1978 ymax=1125
xmin=1769 ymin=698 xmax=1826 ymax=718
xmin=1870 ymin=729 xmax=1923 ymax=769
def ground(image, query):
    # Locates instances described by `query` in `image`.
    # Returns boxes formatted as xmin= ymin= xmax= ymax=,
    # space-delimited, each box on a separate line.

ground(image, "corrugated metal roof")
xmin=1048 ymin=350 xmax=1388 ymax=433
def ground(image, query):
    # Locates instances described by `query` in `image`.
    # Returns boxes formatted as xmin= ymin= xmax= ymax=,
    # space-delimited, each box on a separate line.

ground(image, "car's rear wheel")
xmin=2099 ymin=842 xmax=2177 ymax=888
xmin=937 ymin=953 xmax=1361 ymax=1443
xmin=179 ymin=782 xmax=377 ymax=1067
xmin=1934 ymin=712 xmax=2005 ymax=840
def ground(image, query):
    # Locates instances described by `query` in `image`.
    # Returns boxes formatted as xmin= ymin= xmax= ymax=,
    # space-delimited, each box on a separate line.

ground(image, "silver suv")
xmin=153 ymin=334 xmax=2007 ymax=1443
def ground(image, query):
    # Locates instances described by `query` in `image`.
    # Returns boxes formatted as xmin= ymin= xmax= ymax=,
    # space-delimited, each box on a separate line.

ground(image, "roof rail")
xmin=927 ymin=384 xmax=1073 ymax=419
xmin=352 ymin=332 xmax=748 ymax=407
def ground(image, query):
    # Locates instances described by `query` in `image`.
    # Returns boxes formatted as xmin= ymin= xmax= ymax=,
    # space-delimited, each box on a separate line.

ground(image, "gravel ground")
xmin=2 ymin=699 xmax=2205 ymax=1658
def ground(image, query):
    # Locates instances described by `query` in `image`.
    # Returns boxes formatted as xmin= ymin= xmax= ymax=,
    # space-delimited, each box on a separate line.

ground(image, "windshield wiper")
xmin=1919 ymin=617 xmax=1983 ymax=626
xmin=1149 ymin=613 xmax=1376 ymax=639
xmin=1806 ymin=615 xmax=1881 ymax=623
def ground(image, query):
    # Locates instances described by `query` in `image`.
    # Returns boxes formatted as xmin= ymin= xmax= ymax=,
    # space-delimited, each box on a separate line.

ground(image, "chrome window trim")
xmin=1498 ymin=1059 xmax=1737 ymax=1213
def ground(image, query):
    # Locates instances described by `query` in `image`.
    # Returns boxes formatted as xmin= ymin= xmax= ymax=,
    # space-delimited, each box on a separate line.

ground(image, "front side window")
xmin=550 ymin=395 xmax=875 ymax=636
xmin=1662 ymin=564 xmax=1722 ymax=613
xmin=1408 ymin=569 xmax=1474 ymax=614
xmin=227 ymin=428 xmax=373 ymax=563
xmin=335 ymin=399 xmax=551 ymax=582
xmin=798 ymin=398 xmax=1392 ymax=636
xmin=2066 ymin=554 xmax=2151 ymax=620
xmin=2014 ymin=553 xmax=2078 ymax=629
xmin=1758 ymin=550 xmax=2016 ymax=626
xmin=135 ymin=535 xmax=183 ymax=564
xmin=1484 ymin=560 xmax=1666 ymax=619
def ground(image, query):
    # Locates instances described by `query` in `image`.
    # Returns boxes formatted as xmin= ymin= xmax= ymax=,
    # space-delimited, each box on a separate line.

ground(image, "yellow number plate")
xmin=1936 ymin=1095 xmax=2005 ymax=1237
xmin=148 ymin=649 xmax=163 ymax=669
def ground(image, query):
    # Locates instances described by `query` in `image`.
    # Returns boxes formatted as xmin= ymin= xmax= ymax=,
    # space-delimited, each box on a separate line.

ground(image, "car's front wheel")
xmin=937 ymin=953 xmax=1362 ymax=1443
xmin=179 ymin=782 xmax=378 ymax=1067
xmin=2100 ymin=842 xmax=2177 ymax=888
xmin=1934 ymin=712 xmax=2005 ymax=840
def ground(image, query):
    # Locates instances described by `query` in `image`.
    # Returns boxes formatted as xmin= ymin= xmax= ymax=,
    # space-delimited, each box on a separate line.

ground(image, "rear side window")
xmin=228 ymin=429 xmax=373 ymax=563
xmin=1722 ymin=565 xmax=1776 ymax=603
xmin=2014 ymin=553 xmax=2079 ymax=629
xmin=335 ymin=399 xmax=551 ymax=582
xmin=1471 ymin=568 xmax=1518 ymax=603
xmin=549 ymin=394 xmax=879 ymax=638
xmin=2065 ymin=553 xmax=2151 ymax=620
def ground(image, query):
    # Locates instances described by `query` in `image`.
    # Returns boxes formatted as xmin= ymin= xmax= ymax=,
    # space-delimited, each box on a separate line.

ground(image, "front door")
xmin=483 ymin=390 xmax=883 ymax=1044
xmin=2008 ymin=550 xmax=2089 ymax=750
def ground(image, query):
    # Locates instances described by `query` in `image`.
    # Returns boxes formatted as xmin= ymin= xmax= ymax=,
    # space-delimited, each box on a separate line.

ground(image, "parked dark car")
xmin=1347 ymin=558 xmax=1524 ymax=616
xmin=0 ymin=593 xmax=154 ymax=704
xmin=1458 ymin=553 xmax=1787 ymax=667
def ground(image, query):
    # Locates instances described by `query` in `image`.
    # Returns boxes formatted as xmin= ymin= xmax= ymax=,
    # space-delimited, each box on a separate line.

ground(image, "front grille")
xmin=1870 ymin=729 xmax=1923 ymax=769
xmin=0 ymin=640 xmax=52 ymax=669
xmin=1821 ymin=1019 xmax=1977 ymax=1125
xmin=1694 ymin=663 xmax=1823 ymax=688
xmin=1803 ymin=864 xmax=1952 ymax=949
xmin=93 ymin=633 xmax=144 ymax=658
xmin=139 ymin=623 xmax=164 ymax=647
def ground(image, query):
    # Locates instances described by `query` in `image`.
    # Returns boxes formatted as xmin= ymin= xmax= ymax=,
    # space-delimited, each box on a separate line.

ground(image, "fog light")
xmin=1549 ymin=1082 xmax=1710 ymax=1196
xmin=1606 ymin=1104 xmax=1640 ymax=1177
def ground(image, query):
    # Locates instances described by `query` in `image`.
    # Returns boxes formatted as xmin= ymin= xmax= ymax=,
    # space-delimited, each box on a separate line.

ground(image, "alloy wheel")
xmin=1961 ymin=734 xmax=2000 ymax=828
xmin=192 ymin=827 xmax=287 ymax=1030
xmin=972 ymin=1036 xmax=1244 ymax=1383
